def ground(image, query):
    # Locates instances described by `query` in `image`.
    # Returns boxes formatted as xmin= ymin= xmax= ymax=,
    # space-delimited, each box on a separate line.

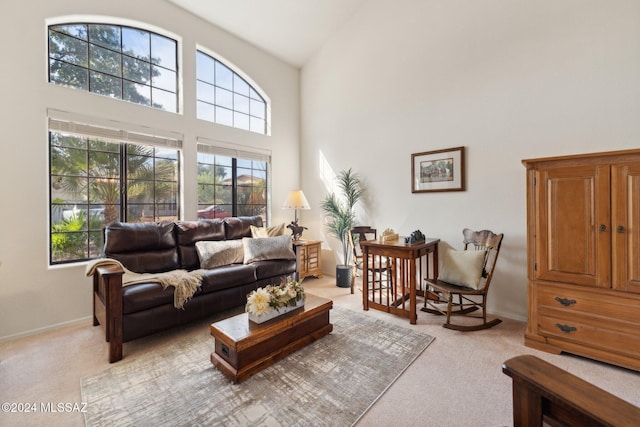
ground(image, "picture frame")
xmin=411 ymin=146 xmax=465 ymax=193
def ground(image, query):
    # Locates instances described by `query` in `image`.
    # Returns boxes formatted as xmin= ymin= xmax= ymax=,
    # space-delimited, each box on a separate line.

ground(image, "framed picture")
xmin=411 ymin=146 xmax=465 ymax=193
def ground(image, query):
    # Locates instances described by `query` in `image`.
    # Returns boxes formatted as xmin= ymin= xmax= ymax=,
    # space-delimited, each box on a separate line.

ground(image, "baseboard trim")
xmin=0 ymin=316 xmax=93 ymax=343
xmin=491 ymin=309 xmax=527 ymax=323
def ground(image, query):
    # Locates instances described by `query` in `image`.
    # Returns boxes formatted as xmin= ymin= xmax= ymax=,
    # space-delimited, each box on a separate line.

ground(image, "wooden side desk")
xmin=360 ymin=238 xmax=439 ymax=324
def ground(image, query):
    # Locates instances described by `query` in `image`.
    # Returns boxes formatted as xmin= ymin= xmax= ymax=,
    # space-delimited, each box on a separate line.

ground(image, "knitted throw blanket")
xmin=86 ymin=259 xmax=205 ymax=310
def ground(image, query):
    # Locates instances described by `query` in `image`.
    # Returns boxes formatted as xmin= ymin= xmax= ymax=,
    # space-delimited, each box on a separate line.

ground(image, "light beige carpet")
xmin=80 ymin=306 xmax=434 ymax=426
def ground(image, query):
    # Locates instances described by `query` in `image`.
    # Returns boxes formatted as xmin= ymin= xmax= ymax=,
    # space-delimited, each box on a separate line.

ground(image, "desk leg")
xmin=410 ymin=259 xmax=417 ymax=324
xmin=362 ymin=248 xmax=369 ymax=311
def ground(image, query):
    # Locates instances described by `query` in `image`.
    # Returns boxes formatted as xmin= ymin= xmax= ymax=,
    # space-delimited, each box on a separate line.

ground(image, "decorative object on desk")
xmin=405 ymin=229 xmax=426 ymax=244
xmin=379 ymin=228 xmax=399 ymax=243
xmin=321 ymin=168 xmax=364 ymax=288
xmin=411 ymin=146 xmax=465 ymax=193
xmin=246 ymin=279 xmax=305 ymax=324
xmin=282 ymin=190 xmax=311 ymax=240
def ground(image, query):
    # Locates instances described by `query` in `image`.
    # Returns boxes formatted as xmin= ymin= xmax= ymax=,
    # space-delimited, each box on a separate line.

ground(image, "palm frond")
xmin=321 ymin=168 xmax=364 ymax=266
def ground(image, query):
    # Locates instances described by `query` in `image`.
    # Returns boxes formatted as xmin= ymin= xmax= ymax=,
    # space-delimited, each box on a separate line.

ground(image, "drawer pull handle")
xmin=556 ymin=323 xmax=577 ymax=333
xmin=554 ymin=297 xmax=576 ymax=306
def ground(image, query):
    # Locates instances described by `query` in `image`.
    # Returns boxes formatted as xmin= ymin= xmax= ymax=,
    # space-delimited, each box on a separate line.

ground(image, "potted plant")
xmin=321 ymin=168 xmax=364 ymax=288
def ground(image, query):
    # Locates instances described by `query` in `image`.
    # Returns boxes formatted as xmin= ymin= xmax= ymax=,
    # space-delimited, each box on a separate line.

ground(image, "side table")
xmin=293 ymin=240 xmax=323 ymax=280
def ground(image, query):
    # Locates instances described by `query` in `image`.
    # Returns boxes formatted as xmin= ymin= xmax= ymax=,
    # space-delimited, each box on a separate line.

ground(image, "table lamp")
xmin=283 ymin=190 xmax=311 ymax=240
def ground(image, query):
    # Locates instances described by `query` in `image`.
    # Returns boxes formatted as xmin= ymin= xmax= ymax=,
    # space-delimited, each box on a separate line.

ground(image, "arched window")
xmin=196 ymin=50 xmax=268 ymax=134
xmin=48 ymin=23 xmax=178 ymax=113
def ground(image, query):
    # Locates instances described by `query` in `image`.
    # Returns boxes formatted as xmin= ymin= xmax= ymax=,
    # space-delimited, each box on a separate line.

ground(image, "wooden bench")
xmin=502 ymin=355 xmax=640 ymax=427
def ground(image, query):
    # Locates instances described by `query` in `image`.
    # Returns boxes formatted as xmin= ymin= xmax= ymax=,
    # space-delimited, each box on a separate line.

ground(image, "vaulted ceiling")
xmin=167 ymin=0 xmax=368 ymax=67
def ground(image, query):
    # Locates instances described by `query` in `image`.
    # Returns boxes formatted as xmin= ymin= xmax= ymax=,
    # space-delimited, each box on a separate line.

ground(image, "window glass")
xmin=89 ymin=71 xmax=122 ymax=98
xmin=215 ymin=61 xmax=233 ymax=90
xmin=88 ymin=24 xmax=121 ymax=51
xmin=123 ymin=56 xmax=150 ymax=84
xmin=49 ymin=59 xmax=88 ymax=90
xmin=215 ymin=107 xmax=233 ymax=127
xmin=233 ymin=112 xmax=250 ymax=130
xmin=89 ymin=45 xmax=122 ymax=76
xmin=48 ymin=23 xmax=178 ymax=113
xmin=196 ymin=51 xmax=214 ymax=83
xmin=197 ymin=101 xmax=215 ymax=121
xmin=152 ymin=88 xmax=177 ymax=112
xmin=122 ymin=28 xmax=150 ymax=61
xmin=196 ymin=50 xmax=268 ymax=134
xmin=215 ymin=87 xmax=233 ymax=109
xmin=197 ymin=81 xmax=215 ymax=104
xmin=151 ymin=34 xmax=177 ymax=71
xmin=234 ymin=94 xmax=250 ymax=114
xmin=123 ymin=81 xmax=151 ymax=106
xmin=152 ymin=66 xmax=177 ymax=92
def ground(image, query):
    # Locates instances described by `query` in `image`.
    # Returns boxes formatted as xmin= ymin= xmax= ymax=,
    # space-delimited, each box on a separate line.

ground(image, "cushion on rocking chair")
xmin=438 ymin=249 xmax=486 ymax=290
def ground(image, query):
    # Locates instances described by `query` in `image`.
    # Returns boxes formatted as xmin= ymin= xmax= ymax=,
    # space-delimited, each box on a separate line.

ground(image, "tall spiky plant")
xmin=321 ymin=168 xmax=364 ymax=266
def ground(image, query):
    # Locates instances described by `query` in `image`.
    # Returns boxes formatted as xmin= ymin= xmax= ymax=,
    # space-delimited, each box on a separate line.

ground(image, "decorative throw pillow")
xmin=195 ymin=240 xmax=244 ymax=269
xmin=438 ymin=249 xmax=486 ymax=290
xmin=243 ymin=235 xmax=296 ymax=264
xmin=250 ymin=223 xmax=286 ymax=238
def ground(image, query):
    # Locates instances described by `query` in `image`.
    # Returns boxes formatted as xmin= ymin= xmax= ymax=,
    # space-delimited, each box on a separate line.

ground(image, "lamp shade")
xmin=282 ymin=190 xmax=311 ymax=210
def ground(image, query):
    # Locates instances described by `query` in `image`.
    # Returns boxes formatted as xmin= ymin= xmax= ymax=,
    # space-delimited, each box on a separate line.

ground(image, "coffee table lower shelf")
xmin=210 ymin=295 xmax=333 ymax=383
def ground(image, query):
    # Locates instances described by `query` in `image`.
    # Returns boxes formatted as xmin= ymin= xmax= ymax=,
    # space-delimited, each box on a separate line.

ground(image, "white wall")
xmin=300 ymin=0 xmax=640 ymax=321
xmin=0 ymin=0 xmax=300 ymax=339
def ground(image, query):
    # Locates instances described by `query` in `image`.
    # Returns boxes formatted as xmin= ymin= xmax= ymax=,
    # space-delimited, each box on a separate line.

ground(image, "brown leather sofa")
xmin=91 ymin=216 xmax=296 ymax=362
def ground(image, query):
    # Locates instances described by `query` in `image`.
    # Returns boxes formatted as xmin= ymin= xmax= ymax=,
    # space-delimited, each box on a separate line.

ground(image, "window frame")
xmin=48 ymin=119 xmax=182 ymax=265
xmin=197 ymin=143 xmax=270 ymax=223
xmin=196 ymin=49 xmax=269 ymax=134
xmin=48 ymin=22 xmax=179 ymax=113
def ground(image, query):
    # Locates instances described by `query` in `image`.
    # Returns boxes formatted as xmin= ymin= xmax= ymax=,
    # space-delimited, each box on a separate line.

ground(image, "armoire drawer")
xmin=537 ymin=313 xmax=640 ymax=358
xmin=536 ymin=283 xmax=640 ymax=326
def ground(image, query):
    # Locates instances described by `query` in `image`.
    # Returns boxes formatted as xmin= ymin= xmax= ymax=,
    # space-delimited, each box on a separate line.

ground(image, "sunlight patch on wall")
xmin=319 ymin=150 xmax=337 ymax=194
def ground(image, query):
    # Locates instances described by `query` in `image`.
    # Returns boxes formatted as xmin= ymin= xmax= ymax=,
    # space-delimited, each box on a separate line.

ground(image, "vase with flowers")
xmin=246 ymin=280 xmax=305 ymax=324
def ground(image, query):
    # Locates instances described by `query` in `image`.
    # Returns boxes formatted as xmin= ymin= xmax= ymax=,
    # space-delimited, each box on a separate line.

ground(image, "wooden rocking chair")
xmin=422 ymin=228 xmax=504 ymax=331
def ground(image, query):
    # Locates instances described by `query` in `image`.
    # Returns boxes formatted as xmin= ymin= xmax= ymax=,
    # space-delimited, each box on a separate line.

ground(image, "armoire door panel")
xmin=534 ymin=165 xmax=611 ymax=288
xmin=612 ymin=164 xmax=640 ymax=294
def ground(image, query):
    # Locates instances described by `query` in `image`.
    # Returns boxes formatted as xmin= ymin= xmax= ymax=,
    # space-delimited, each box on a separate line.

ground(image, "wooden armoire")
xmin=523 ymin=149 xmax=640 ymax=371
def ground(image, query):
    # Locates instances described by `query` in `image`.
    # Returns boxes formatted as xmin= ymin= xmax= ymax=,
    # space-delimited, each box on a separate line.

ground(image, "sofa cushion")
xmin=104 ymin=222 xmax=179 ymax=273
xmin=195 ymin=240 xmax=244 ymax=269
xmin=243 ymin=235 xmax=296 ymax=264
xmin=200 ymin=264 xmax=258 ymax=293
xmin=250 ymin=223 xmax=286 ymax=238
xmin=224 ymin=216 xmax=263 ymax=240
xmin=175 ymin=220 xmax=226 ymax=270
xmin=252 ymin=259 xmax=297 ymax=280
xmin=122 ymin=282 xmax=176 ymax=314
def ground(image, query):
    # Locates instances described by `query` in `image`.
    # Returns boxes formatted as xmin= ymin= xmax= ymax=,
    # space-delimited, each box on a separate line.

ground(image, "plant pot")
xmin=248 ymin=298 xmax=305 ymax=324
xmin=336 ymin=265 xmax=352 ymax=288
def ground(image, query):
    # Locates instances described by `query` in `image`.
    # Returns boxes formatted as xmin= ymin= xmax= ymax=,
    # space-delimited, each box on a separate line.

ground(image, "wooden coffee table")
xmin=210 ymin=294 xmax=333 ymax=383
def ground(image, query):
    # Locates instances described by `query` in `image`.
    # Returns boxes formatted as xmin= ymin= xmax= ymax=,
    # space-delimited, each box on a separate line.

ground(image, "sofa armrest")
xmin=92 ymin=264 xmax=125 ymax=363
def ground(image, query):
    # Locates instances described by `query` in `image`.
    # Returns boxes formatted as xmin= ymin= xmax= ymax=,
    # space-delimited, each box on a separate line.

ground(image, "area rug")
xmin=81 ymin=306 xmax=434 ymax=426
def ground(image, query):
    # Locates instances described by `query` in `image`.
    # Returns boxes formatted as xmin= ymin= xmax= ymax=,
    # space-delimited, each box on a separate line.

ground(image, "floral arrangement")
xmin=246 ymin=280 xmax=305 ymax=316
